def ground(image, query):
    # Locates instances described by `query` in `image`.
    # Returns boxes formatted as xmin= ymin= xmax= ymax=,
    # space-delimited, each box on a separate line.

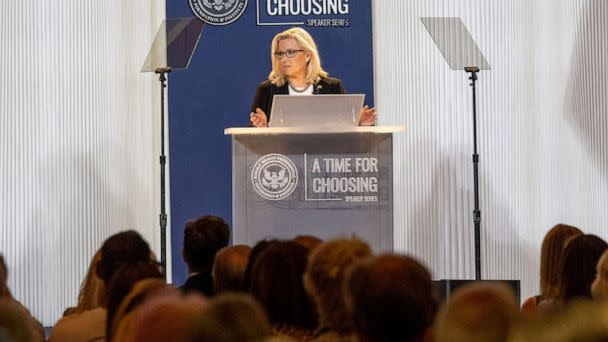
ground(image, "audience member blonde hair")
xmin=303 ymin=238 xmax=372 ymax=339
xmin=212 ymin=245 xmax=251 ymax=293
xmin=64 ymin=250 xmax=104 ymax=316
xmin=435 ymin=283 xmax=520 ymax=342
xmin=268 ymin=27 xmax=328 ymax=87
xmin=592 ymin=250 xmax=608 ymax=298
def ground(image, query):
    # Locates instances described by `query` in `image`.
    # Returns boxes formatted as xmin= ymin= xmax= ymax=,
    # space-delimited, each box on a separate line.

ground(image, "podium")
xmin=225 ymin=126 xmax=403 ymax=252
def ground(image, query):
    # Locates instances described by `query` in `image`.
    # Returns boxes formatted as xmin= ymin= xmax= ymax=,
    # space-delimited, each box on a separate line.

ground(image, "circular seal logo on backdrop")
xmin=251 ymin=154 xmax=298 ymax=201
xmin=189 ymin=0 xmax=248 ymax=26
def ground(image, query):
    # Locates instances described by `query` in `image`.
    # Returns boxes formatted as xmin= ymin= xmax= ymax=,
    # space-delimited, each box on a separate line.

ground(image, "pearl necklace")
xmin=288 ymin=82 xmax=311 ymax=93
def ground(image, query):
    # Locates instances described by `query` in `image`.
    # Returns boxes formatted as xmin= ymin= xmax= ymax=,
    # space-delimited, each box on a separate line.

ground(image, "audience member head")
xmin=293 ymin=235 xmax=323 ymax=251
xmin=344 ymin=254 xmax=437 ymax=342
xmin=0 ymin=299 xmax=32 ymax=342
xmin=106 ymin=261 xmax=164 ymax=341
xmin=558 ymin=234 xmax=608 ymax=301
xmin=65 ymin=249 xmax=104 ymax=316
xmin=182 ymin=216 xmax=230 ymax=274
xmin=189 ymin=293 xmax=272 ymax=342
xmin=126 ymin=291 xmax=205 ymax=342
xmin=0 ymin=254 xmax=11 ymax=298
xmin=592 ymin=250 xmax=608 ymax=298
xmin=508 ymin=300 xmax=608 ymax=342
xmin=539 ymin=224 xmax=582 ymax=299
xmin=303 ymin=238 xmax=372 ymax=334
xmin=212 ymin=245 xmax=251 ymax=293
xmin=250 ymin=240 xmax=317 ymax=331
xmin=435 ymin=282 xmax=519 ymax=342
xmin=242 ymin=239 xmax=275 ymax=291
xmin=96 ymin=230 xmax=152 ymax=284
xmin=111 ymin=280 xmax=184 ymax=342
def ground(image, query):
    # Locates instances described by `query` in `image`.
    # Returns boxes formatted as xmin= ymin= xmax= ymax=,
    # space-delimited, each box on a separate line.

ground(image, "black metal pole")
xmin=465 ymin=66 xmax=482 ymax=281
xmin=155 ymin=67 xmax=171 ymax=278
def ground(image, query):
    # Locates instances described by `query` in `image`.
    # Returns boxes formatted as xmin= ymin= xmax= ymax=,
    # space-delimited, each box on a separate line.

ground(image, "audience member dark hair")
xmin=250 ymin=240 xmax=317 ymax=335
xmin=111 ymin=279 xmax=177 ymax=341
xmin=293 ymin=235 xmax=323 ymax=251
xmin=0 ymin=299 xmax=33 ymax=342
xmin=212 ymin=245 xmax=251 ymax=293
xmin=96 ymin=230 xmax=152 ymax=283
xmin=0 ymin=256 xmax=44 ymax=341
xmin=242 ymin=239 xmax=275 ymax=292
xmin=344 ymin=254 xmax=437 ymax=342
xmin=182 ymin=216 xmax=230 ymax=273
xmin=303 ymin=238 xmax=372 ymax=337
xmin=557 ymin=234 xmax=608 ymax=301
xmin=189 ymin=293 xmax=271 ymax=342
xmin=434 ymin=283 xmax=519 ymax=342
xmin=0 ymin=254 xmax=11 ymax=298
xmin=105 ymin=261 xmax=163 ymax=341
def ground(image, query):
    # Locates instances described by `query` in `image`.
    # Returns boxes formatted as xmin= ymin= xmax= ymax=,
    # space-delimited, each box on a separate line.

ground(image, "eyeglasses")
xmin=274 ymin=49 xmax=305 ymax=59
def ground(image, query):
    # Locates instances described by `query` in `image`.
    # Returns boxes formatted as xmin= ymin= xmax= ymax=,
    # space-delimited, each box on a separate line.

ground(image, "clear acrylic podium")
xmin=225 ymin=126 xmax=403 ymax=252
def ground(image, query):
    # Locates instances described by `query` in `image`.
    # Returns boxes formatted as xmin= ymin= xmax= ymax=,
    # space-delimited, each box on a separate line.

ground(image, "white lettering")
xmin=267 ymin=0 xmax=278 ymax=15
xmin=355 ymin=158 xmax=379 ymax=172
xmin=312 ymin=158 xmax=321 ymax=173
xmin=266 ymin=0 xmax=349 ymax=16
xmin=311 ymin=177 xmax=378 ymax=194
xmin=323 ymin=158 xmax=352 ymax=172
xmin=278 ymin=0 xmax=289 ymax=15
xmin=339 ymin=0 xmax=349 ymax=14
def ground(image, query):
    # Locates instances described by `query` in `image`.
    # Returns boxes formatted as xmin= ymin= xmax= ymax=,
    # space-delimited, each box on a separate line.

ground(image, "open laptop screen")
xmin=269 ymin=94 xmax=365 ymax=128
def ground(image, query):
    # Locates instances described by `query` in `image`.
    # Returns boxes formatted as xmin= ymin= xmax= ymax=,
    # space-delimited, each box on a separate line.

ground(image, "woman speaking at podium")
xmin=249 ymin=27 xmax=377 ymax=127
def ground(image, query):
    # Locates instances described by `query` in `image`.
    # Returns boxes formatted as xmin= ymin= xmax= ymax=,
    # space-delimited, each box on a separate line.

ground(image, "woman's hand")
xmin=250 ymin=108 xmax=268 ymax=127
xmin=359 ymin=105 xmax=377 ymax=126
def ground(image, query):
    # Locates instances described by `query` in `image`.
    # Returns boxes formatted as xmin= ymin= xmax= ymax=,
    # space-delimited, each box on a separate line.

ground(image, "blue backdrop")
xmin=167 ymin=0 xmax=374 ymax=285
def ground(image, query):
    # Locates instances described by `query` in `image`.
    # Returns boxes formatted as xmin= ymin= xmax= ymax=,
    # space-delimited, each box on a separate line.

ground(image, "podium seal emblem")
xmin=189 ymin=0 xmax=248 ymax=26
xmin=251 ymin=154 xmax=298 ymax=201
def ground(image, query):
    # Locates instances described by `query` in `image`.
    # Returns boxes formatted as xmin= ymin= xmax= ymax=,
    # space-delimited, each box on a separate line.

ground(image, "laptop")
xmin=268 ymin=94 xmax=365 ymax=128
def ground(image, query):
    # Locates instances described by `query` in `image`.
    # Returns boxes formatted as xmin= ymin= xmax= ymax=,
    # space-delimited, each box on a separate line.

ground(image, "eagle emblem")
xmin=251 ymin=154 xmax=298 ymax=201
xmin=262 ymin=168 xmax=290 ymax=190
xmin=202 ymin=0 xmax=237 ymax=11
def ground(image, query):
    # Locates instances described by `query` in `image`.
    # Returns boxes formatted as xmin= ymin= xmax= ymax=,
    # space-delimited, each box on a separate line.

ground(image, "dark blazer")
xmin=180 ymin=272 xmax=213 ymax=297
xmin=250 ymin=76 xmax=346 ymax=123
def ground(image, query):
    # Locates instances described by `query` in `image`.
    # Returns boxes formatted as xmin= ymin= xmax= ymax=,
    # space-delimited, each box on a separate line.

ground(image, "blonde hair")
xmin=434 ymin=283 xmax=519 ymax=342
xmin=592 ymin=250 xmax=608 ymax=298
xmin=303 ymin=238 xmax=372 ymax=334
xmin=66 ymin=250 xmax=104 ymax=316
xmin=268 ymin=27 xmax=328 ymax=87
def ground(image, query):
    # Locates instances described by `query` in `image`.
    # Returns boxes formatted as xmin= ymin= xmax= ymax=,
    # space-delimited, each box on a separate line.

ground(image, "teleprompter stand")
xmin=422 ymin=18 xmax=518 ymax=295
xmin=141 ymin=17 xmax=204 ymax=277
